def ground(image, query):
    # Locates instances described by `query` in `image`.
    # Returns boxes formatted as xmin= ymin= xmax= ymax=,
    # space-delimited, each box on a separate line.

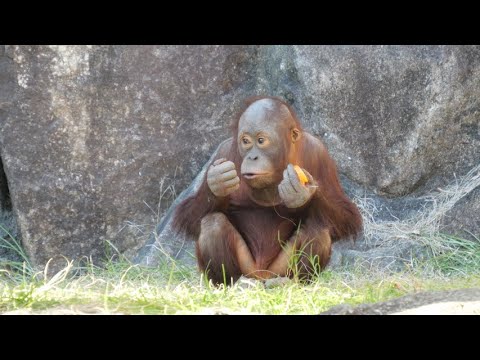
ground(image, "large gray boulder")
xmin=0 ymin=45 xmax=257 ymax=269
xmin=0 ymin=45 xmax=478 ymax=270
xmin=256 ymin=45 xmax=480 ymax=196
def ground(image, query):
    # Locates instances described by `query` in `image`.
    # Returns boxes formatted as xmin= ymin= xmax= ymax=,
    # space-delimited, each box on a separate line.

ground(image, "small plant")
xmin=0 ymin=223 xmax=34 ymax=278
xmin=285 ymin=240 xmax=324 ymax=283
xmin=425 ymin=233 xmax=480 ymax=275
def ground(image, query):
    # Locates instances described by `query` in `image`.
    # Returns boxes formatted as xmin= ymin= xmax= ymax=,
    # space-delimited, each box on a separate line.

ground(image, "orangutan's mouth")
xmin=242 ymin=173 xmax=268 ymax=180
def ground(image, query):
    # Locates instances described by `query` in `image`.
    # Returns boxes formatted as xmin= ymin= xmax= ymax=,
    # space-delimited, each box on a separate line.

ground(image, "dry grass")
xmin=359 ymin=164 xmax=479 ymax=247
xmin=354 ymin=163 xmax=480 ymax=274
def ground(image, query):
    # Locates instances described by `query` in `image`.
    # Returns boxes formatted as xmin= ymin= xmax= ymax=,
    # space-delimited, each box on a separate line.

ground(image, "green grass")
xmin=1 ymin=262 xmax=480 ymax=315
xmin=1 ymin=236 xmax=480 ymax=314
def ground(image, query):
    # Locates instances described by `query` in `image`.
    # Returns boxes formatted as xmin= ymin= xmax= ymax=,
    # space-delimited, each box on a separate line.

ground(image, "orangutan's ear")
xmin=291 ymin=128 xmax=301 ymax=143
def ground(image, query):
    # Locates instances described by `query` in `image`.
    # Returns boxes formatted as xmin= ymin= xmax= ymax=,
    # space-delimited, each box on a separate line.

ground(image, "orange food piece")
xmin=294 ymin=165 xmax=308 ymax=185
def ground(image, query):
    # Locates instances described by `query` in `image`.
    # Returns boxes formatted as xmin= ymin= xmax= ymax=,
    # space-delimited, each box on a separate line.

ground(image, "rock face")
xmin=257 ymin=45 xmax=480 ymax=196
xmin=0 ymin=45 xmax=479 ymax=269
xmin=0 ymin=45 xmax=257 ymax=268
xmin=442 ymin=187 xmax=480 ymax=241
